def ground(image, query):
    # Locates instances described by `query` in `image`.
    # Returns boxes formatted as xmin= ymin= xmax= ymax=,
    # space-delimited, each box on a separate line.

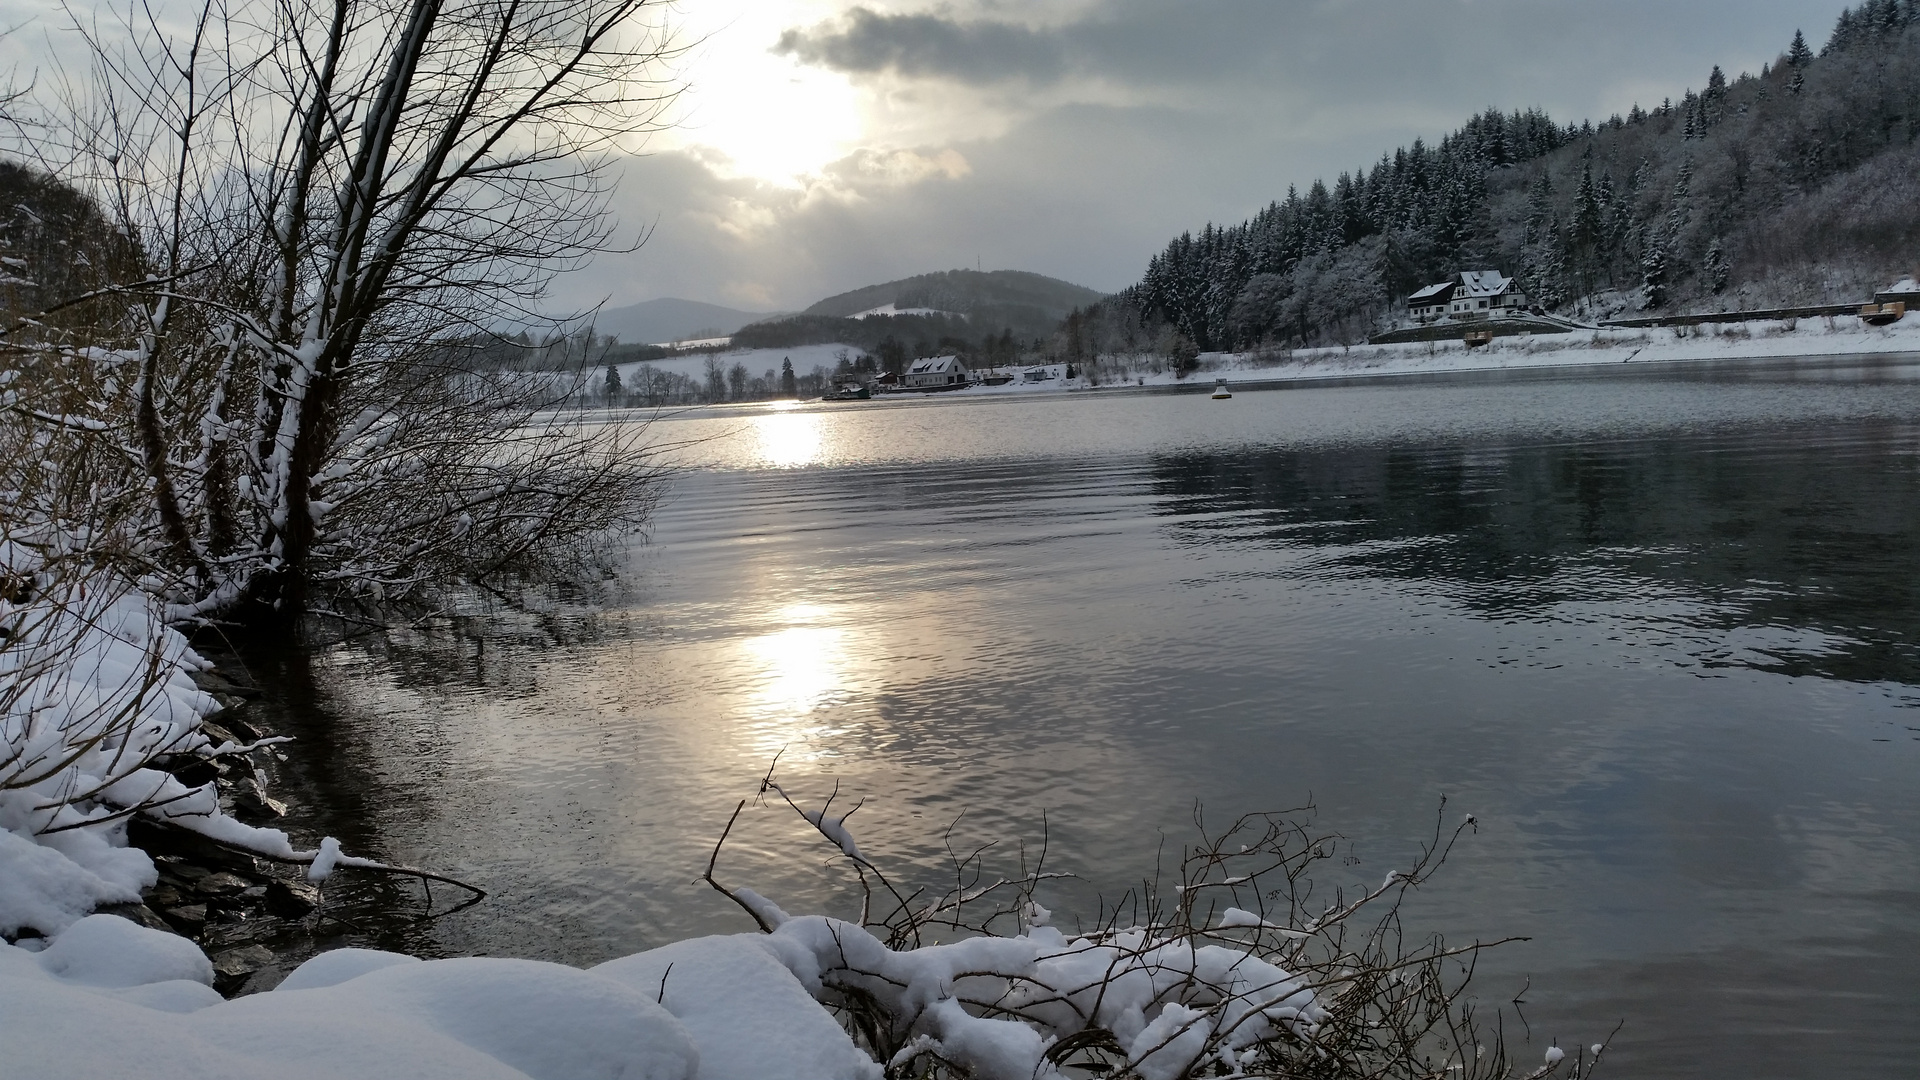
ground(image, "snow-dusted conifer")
xmin=1702 ymin=239 xmax=1731 ymax=293
xmin=1703 ymin=66 xmax=1729 ymax=126
xmin=1789 ymin=29 xmax=1814 ymax=67
xmin=1641 ymin=232 xmax=1670 ymax=309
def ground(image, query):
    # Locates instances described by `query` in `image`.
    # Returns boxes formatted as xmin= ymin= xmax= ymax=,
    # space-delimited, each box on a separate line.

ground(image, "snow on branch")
xmin=700 ymin=771 xmax=1591 ymax=1080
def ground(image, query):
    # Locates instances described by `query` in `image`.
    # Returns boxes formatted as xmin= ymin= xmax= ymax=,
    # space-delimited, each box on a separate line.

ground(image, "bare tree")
xmin=7 ymin=0 xmax=680 ymax=631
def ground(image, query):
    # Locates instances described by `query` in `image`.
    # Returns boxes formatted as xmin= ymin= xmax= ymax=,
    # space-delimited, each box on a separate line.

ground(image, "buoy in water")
xmin=1211 ymin=377 xmax=1233 ymax=400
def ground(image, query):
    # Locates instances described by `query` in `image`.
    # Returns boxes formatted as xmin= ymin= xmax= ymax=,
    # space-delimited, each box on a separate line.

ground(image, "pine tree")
xmin=1873 ymin=0 xmax=1901 ymax=33
xmin=1642 ymin=229 xmax=1670 ymax=309
xmin=1572 ymin=160 xmax=1604 ymax=272
xmin=1540 ymin=224 xmax=1571 ymax=309
xmin=1702 ymin=239 xmax=1731 ymax=293
xmin=1524 ymin=171 xmax=1554 ymax=245
xmin=1703 ymin=66 xmax=1728 ymax=127
xmin=1789 ymin=28 xmax=1813 ymax=67
xmin=1829 ymin=8 xmax=1862 ymax=53
xmin=779 ymin=357 xmax=797 ymax=398
xmin=604 ymin=361 xmax=622 ymax=399
xmin=1629 ymin=157 xmax=1653 ymax=199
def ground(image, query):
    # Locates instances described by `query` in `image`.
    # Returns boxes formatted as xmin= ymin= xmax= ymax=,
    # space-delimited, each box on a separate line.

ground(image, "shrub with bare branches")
xmin=700 ymin=768 xmax=1613 ymax=1080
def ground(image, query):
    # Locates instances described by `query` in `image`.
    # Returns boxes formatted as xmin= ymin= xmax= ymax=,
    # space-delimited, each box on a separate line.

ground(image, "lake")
xmin=265 ymin=355 xmax=1920 ymax=1078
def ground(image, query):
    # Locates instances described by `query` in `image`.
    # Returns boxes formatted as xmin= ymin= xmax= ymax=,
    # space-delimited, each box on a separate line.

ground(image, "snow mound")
xmin=595 ymin=934 xmax=883 ymax=1080
xmin=1 ymin=927 xmax=702 ymax=1080
xmin=32 ymin=912 xmax=214 ymax=988
xmin=277 ymin=946 xmax=422 ymax=991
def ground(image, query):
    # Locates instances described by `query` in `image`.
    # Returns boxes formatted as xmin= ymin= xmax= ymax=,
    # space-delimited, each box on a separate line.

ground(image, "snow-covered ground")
xmin=2 ymin=895 xmax=1328 ymax=1080
xmin=1135 ymin=313 xmax=1920 ymax=390
xmin=679 ymin=317 xmax=1920 ymax=404
xmin=851 ymin=304 xmax=958 ymax=320
xmin=612 ymin=316 xmax=1920 ymax=402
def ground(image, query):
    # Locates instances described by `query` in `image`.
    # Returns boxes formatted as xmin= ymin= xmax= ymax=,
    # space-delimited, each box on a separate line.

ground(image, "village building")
xmin=1407 ymin=270 xmax=1528 ymax=321
xmin=1407 ymin=281 xmax=1456 ymax=321
xmin=902 ymin=355 xmax=969 ymax=390
xmin=1876 ymin=275 xmax=1920 ymax=306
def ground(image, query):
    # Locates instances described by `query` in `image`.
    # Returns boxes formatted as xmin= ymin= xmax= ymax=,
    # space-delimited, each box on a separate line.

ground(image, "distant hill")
xmin=804 ymin=269 xmax=1105 ymax=324
xmin=733 ymin=269 xmax=1107 ymax=354
xmin=588 ymin=297 xmax=773 ymax=345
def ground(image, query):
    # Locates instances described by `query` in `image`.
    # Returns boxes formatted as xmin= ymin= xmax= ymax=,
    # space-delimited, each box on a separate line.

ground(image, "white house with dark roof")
xmin=902 ymin=355 xmax=969 ymax=390
xmin=1407 ymin=270 xmax=1528 ymax=321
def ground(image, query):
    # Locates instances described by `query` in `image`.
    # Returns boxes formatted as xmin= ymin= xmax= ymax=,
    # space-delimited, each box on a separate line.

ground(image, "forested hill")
xmin=731 ymin=269 xmax=1103 ymax=353
xmin=1126 ymin=0 xmax=1920 ymax=352
xmin=803 ymin=269 xmax=1103 ymax=324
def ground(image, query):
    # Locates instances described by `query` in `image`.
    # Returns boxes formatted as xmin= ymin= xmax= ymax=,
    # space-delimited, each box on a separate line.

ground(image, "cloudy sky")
xmin=567 ymin=0 xmax=1851 ymax=313
xmin=1 ymin=0 xmax=1848 ymax=312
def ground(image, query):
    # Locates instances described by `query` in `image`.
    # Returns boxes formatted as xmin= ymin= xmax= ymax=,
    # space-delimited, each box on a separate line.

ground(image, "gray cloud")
xmin=554 ymin=0 xmax=1848 ymax=312
xmin=773 ymin=6 xmax=1067 ymax=84
xmin=777 ymin=1 xmax=1843 ymax=101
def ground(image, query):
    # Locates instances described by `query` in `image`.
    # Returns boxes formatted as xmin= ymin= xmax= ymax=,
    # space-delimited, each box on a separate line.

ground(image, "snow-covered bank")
xmin=0 ymin=558 xmax=223 ymax=937
xmin=0 ymin=551 xmax=433 ymax=954
xmin=1139 ymin=313 xmax=1920 ymax=389
xmin=817 ymin=315 xmax=1920 ymax=404
xmin=1 ymin=899 xmax=1329 ymax=1080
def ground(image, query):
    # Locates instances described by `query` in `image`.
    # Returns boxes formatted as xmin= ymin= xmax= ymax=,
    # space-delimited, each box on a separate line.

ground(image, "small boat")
xmin=1211 ymin=378 xmax=1233 ymax=400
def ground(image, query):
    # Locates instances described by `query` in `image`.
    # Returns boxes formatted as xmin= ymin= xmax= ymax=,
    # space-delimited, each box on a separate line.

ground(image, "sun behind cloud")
xmin=660 ymin=0 xmax=869 ymax=184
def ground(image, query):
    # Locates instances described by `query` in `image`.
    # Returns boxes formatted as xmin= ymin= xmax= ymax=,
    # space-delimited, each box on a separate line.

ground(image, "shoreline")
xmin=911 ymin=315 xmax=1920 ymax=400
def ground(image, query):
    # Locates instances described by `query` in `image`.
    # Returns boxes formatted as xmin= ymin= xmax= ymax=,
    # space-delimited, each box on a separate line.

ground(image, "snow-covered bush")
xmin=0 ymin=536 xmax=219 ymax=937
xmin=702 ymin=777 xmax=1600 ymax=1080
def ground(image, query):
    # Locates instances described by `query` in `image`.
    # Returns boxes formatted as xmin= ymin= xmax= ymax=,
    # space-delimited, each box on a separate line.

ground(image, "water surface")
xmin=281 ymin=356 xmax=1920 ymax=1078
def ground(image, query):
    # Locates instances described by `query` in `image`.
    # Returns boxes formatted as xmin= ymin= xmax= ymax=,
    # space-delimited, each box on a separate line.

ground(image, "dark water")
xmin=269 ymin=357 xmax=1920 ymax=1078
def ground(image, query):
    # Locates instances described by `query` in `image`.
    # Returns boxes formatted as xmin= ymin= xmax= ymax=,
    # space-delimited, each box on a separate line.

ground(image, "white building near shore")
xmin=902 ymin=355 xmax=968 ymax=389
xmin=1408 ymin=270 xmax=1528 ymax=321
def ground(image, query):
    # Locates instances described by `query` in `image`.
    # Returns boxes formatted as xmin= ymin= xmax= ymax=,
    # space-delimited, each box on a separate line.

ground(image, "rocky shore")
xmin=95 ymin=661 xmax=327 ymax=996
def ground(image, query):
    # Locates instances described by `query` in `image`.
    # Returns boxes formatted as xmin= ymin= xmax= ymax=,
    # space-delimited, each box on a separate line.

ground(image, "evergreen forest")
xmin=1109 ymin=1 xmax=1920 ymax=354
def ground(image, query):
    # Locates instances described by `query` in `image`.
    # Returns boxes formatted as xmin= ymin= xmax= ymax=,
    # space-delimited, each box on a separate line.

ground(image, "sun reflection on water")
xmin=741 ymin=603 xmax=856 ymax=756
xmin=752 ymin=405 xmax=823 ymax=469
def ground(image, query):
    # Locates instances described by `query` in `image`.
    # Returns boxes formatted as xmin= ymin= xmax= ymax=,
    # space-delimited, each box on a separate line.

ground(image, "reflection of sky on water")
xmin=299 ymin=359 xmax=1920 ymax=1079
